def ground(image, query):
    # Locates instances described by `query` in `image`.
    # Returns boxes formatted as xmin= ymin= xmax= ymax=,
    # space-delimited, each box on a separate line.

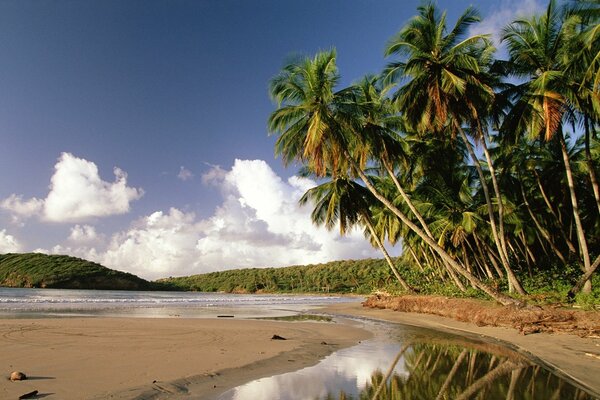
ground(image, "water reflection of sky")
xmin=219 ymin=339 xmax=409 ymax=400
xmin=218 ymin=321 xmax=596 ymax=400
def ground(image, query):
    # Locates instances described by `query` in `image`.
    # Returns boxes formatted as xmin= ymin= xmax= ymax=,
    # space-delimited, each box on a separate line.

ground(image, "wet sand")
xmin=321 ymin=302 xmax=600 ymax=397
xmin=0 ymin=317 xmax=369 ymax=399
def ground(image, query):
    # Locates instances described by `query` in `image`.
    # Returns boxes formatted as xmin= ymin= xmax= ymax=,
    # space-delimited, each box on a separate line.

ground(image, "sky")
xmin=0 ymin=0 xmax=545 ymax=280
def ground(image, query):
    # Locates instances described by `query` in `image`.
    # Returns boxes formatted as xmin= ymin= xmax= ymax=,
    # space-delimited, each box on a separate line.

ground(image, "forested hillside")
xmin=158 ymin=258 xmax=399 ymax=294
xmin=0 ymin=253 xmax=155 ymax=290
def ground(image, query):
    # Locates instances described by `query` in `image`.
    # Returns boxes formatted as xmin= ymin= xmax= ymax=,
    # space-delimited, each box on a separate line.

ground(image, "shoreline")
xmin=2 ymin=301 xmax=599 ymax=399
xmin=319 ymin=302 xmax=600 ymax=398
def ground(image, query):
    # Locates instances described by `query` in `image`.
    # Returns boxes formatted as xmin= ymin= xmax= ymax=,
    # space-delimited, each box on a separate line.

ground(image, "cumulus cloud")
xmin=94 ymin=159 xmax=387 ymax=280
xmin=470 ymin=0 xmax=545 ymax=46
xmin=44 ymin=153 xmax=144 ymax=222
xmin=0 ymin=153 xmax=143 ymax=223
xmin=68 ymin=224 xmax=101 ymax=243
xmin=0 ymin=229 xmax=22 ymax=253
xmin=101 ymin=208 xmax=204 ymax=279
xmin=177 ymin=166 xmax=194 ymax=181
xmin=0 ymin=194 xmax=44 ymax=217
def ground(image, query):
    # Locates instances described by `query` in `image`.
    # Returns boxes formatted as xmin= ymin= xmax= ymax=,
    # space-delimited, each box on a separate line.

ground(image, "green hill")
xmin=158 ymin=258 xmax=399 ymax=294
xmin=0 ymin=253 xmax=156 ymax=290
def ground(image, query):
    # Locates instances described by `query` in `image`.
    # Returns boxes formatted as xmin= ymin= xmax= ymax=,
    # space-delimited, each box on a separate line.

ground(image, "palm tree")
xmin=299 ymin=177 xmax=413 ymax=292
xmin=269 ymin=50 xmax=521 ymax=305
xmin=502 ymin=0 xmax=595 ymax=292
xmin=384 ymin=2 xmax=526 ymax=294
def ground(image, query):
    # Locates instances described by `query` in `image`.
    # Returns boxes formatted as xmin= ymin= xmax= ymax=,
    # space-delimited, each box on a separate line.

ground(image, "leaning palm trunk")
xmin=456 ymin=123 xmax=526 ymax=295
xmin=481 ymin=130 xmax=510 ymax=264
xmin=534 ymin=171 xmax=578 ymax=253
xmin=584 ymin=116 xmax=600 ymax=217
xmin=568 ymin=254 xmax=600 ymax=298
xmin=371 ymin=344 xmax=410 ymax=400
xmin=364 ymin=216 xmax=414 ymax=293
xmin=382 ymin=159 xmax=435 ymax=238
xmin=435 ymin=349 xmax=468 ymax=400
xmin=455 ymin=360 xmax=521 ymax=400
xmin=346 ymin=152 xmax=520 ymax=306
xmin=559 ymin=132 xmax=593 ymax=293
xmin=520 ymin=181 xmax=567 ymax=263
xmin=381 ymin=158 xmax=470 ymax=290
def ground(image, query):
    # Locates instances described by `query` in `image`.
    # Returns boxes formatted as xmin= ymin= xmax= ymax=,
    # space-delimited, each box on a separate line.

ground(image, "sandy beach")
xmin=2 ymin=302 xmax=599 ymax=399
xmin=0 ymin=317 xmax=369 ymax=400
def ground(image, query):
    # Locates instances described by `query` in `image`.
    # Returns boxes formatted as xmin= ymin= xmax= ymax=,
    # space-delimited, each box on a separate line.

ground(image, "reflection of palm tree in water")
xmin=321 ymin=342 xmax=593 ymax=400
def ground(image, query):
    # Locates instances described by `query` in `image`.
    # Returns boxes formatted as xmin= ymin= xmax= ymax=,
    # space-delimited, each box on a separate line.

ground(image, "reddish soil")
xmin=363 ymin=294 xmax=600 ymax=338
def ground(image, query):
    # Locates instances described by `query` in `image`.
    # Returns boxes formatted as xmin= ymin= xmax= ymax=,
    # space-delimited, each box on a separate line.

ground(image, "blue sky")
xmin=0 ymin=0 xmax=544 ymax=280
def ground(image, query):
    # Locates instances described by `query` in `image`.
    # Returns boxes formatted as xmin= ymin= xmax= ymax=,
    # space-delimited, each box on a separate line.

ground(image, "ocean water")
xmin=0 ymin=287 xmax=358 ymax=318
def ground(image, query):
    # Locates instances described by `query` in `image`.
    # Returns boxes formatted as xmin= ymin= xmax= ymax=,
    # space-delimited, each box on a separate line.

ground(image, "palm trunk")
xmin=481 ymin=130 xmax=510 ymax=266
xmin=407 ymin=245 xmax=425 ymax=272
xmin=456 ymin=123 xmax=525 ymax=295
xmin=519 ymin=232 xmax=536 ymax=277
xmin=567 ymin=254 xmax=600 ymax=298
xmin=371 ymin=344 xmax=410 ymax=400
xmin=559 ymin=132 xmax=592 ymax=293
xmin=535 ymin=171 xmax=578 ymax=253
xmin=481 ymin=239 xmax=505 ymax=278
xmin=584 ymin=116 xmax=600 ymax=216
xmin=506 ymin=368 xmax=523 ymax=400
xmin=346 ymin=152 xmax=520 ymax=306
xmin=383 ymin=159 xmax=434 ymax=238
xmin=519 ymin=181 xmax=567 ymax=263
xmin=455 ymin=361 xmax=520 ymax=400
xmin=364 ymin=216 xmax=414 ymax=293
xmin=473 ymin=235 xmax=496 ymax=279
xmin=435 ymin=350 xmax=468 ymax=400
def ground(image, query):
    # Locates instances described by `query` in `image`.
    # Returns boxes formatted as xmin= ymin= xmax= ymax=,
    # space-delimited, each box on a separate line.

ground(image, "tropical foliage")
xmin=159 ymin=258 xmax=401 ymax=294
xmin=268 ymin=0 xmax=600 ymax=305
xmin=0 ymin=253 xmax=157 ymax=290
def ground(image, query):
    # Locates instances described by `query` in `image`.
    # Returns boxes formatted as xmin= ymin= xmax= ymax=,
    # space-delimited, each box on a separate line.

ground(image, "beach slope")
xmin=1 ymin=317 xmax=368 ymax=399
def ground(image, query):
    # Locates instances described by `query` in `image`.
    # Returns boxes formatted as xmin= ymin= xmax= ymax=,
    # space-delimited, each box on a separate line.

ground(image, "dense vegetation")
xmin=268 ymin=0 xmax=600 ymax=305
xmin=159 ymin=258 xmax=395 ymax=294
xmin=0 ymin=253 xmax=157 ymax=290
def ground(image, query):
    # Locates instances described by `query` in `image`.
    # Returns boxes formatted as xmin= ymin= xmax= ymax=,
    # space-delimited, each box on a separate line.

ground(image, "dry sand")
xmin=320 ymin=302 xmax=600 ymax=398
xmin=0 ymin=317 xmax=369 ymax=400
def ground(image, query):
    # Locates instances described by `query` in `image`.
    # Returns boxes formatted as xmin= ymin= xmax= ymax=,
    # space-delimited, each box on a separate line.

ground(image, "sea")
xmin=0 ymin=287 xmax=358 ymax=319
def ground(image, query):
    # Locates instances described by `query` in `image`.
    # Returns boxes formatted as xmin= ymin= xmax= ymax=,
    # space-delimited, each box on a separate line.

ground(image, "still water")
xmin=219 ymin=322 xmax=597 ymax=400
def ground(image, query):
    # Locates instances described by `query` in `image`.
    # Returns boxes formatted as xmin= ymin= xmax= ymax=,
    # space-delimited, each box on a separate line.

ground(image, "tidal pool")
xmin=218 ymin=321 xmax=596 ymax=400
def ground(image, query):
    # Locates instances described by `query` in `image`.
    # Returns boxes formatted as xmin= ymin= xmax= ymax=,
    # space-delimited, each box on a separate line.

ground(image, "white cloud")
xmin=101 ymin=208 xmax=204 ymax=279
xmin=201 ymin=164 xmax=227 ymax=185
xmin=0 ymin=153 xmax=144 ymax=223
xmin=177 ymin=166 xmax=194 ymax=181
xmin=0 ymin=194 xmax=44 ymax=217
xmin=68 ymin=224 xmax=101 ymax=243
xmin=470 ymin=0 xmax=545 ymax=46
xmin=44 ymin=153 xmax=144 ymax=222
xmin=0 ymin=229 xmax=22 ymax=253
xmin=94 ymin=159 xmax=387 ymax=280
